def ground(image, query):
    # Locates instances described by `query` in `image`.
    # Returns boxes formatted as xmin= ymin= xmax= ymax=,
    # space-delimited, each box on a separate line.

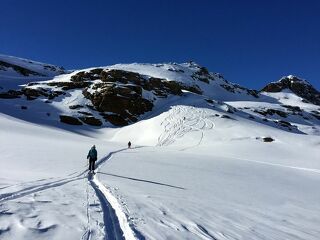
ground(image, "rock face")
xmin=261 ymin=76 xmax=320 ymax=105
xmin=79 ymin=69 xmax=195 ymax=125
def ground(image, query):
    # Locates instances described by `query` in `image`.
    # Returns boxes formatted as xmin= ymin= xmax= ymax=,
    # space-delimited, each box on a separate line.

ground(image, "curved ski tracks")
xmin=157 ymin=106 xmax=216 ymax=149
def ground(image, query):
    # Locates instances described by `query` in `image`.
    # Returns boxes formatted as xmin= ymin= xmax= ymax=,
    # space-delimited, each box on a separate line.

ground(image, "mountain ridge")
xmin=0 ymin=54 xmax=319 ymax=135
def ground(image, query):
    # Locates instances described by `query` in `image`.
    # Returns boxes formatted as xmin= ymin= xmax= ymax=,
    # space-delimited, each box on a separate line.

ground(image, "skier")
xmin=87 ymin=145 xmax=97 ymax=173
xmin=128 ymin=141 xmax=132 ymax=149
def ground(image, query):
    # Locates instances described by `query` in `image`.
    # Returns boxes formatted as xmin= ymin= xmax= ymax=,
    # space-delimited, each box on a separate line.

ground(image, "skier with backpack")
xmin=87 ymin=145 xmax=97 ymax=173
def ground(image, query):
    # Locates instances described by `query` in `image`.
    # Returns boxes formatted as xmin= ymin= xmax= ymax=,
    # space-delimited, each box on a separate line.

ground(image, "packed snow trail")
xmin=0 ymin=150 xmax=140 ymax=240
xmin=87 ymin=149 xmax=138 ymax=240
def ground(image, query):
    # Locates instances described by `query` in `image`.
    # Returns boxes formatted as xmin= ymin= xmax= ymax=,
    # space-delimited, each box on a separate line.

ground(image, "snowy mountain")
xmin=0 ymin=54 xmax=66 ymax=78
xmin=0 ymin=54 xmax=319 ymax=240
xmin=261 ymin=75 xmax=320 ymax=105
xmin=0 ymin=54 xmax=67 ymax=92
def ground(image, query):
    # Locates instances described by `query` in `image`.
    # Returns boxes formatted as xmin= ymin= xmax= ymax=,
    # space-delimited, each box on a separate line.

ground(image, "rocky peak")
xmin=261 ymin=75 xmax=320 ymax=105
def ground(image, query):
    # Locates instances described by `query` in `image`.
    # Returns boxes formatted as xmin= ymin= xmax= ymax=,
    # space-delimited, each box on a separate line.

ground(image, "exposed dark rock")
xmin=220 ymin=83 xmax=259 ymax=98
xmin=247 ymin=89 xmax=259 ymax=98
xmin=191 ymin=67 xmax=213 ymax=84
xmin=86 ymin=104 xmax=96 ymax=110
xmin=47 ymin=81 xmax=91 ymax=90
xmin=181 ymin=85 xmax=202 ymax=94
xmin=205 ymin=99 xmax=214 ymax=104
xmin=276 ymin=120 xmax=292 ymax=127
xmin=21 ymin=106 xmax=27 ymax=110
xmin=261 ymin=76 xmax=320 ymax=105
xmin=69 ymin=105 xmax=83 ymax=110
xmin=21 ymin=88 xmax=44 ymax=100
xmin=227 ymin=106 xmax=235 ymax=113
xmin=220 ymin=84 xmax=236 ymax=93
xmin=27 ymin=82 xmax=40 ymax=86
xmin=221 ymin=115 xmax=233 ymax=119
xmin=254 ymin=108 xmax=287 ymax=118
xmin=100 ymin=69 xmax=142 ymax=84
xmin=0 ymin=90 xmax=22 ymax=99
xmin=47 ymin=91 xmax=65 ymax=100
xmin=59 ymin=115 xmax=83 ymax=125
xmin=78 ymin=111 xmax=92 ymax=116
xmin=281 ymin=105 xmax=302 ymax=112
xmin=70 ymin=69 xmax=103 ymax=82
xmin=101 ymin=113 xmax=128 ymax=126
xmin=254 ymin=109 xmax=267 ymax=116
xmin=311 ymin=110 xmax=320 ymax=115
xmin=311 ymin=114 xmax=320 ymax=120
xmin=79 ymin=116 xmax=102 ymax=126
xmin=263 ymin=137 xmax=274 ymax=142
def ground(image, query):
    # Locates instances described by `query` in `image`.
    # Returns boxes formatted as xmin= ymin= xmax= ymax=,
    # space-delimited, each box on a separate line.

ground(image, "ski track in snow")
xmin=86 ymin=149 xmax=138 ymax=240
xmin=157 ymin=106 xmax=216 ymax=149
xmin=226 ymin=155 xmax=320 ymax=175
xmin=0 ymin=149 xmax=141 ymax=240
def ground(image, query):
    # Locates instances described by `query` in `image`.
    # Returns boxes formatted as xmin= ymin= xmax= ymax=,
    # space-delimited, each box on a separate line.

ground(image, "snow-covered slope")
xmin=0 ymin=54 xmax=320 ymax=240
xmin=0 ymin=54 xmax=66 ymax=91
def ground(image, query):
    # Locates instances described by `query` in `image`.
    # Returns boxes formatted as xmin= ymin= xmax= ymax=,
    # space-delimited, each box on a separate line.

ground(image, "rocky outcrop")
xmin=78 ymin=68 xmax=203 ymax=125
xmin=263 ymin=137 xmax=274 ymax=142
xmin=83 ymin=83 xmax=153 ymax=125
xmin=47 ymin=81 xmax=91 ymax=91
xmin=79 ymin=116 xmax=102 ymax=126
xmin=191 ymin=66 xmax=213 ymax=84
xmin=261 ymin=76 xmax=320 ymax=105
xmin=253 ymin=108 xmax=287 ymax=118
xmin=0 ymin=90 xmax=22 ymax=99
xmin=59 ymin=115 xmax=83 ymax=125
xmin=220 ymin=83 xmax=259 ymax=98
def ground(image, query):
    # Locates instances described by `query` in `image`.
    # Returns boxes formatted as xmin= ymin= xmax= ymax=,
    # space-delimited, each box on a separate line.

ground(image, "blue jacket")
xmin=87 ymin=147 xmax=97 ymax=160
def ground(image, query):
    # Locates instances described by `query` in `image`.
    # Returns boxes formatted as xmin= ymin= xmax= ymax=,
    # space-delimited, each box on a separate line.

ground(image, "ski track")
xmin=226 ymin=155 xmax=320 ymax=175
xmin=157 ymin=106 xmax=215 ymax=149
xmin=0 ymin=149 xmax=141 ymax=240
xmin=87 ymin=149 xmax=139 ymax=240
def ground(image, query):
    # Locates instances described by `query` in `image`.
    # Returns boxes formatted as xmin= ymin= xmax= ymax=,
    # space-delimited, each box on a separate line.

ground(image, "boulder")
xmin=263 ymin=137 xmax=274 ymax=142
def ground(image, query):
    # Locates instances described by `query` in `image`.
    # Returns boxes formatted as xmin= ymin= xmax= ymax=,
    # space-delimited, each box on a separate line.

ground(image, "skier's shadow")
xmin=98 ymin=172 xmax=185 ymax=190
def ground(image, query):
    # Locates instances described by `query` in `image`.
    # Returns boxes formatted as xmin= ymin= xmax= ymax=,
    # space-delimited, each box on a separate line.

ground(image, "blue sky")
xmin=1 ymin=0 xmax=319 ymax=89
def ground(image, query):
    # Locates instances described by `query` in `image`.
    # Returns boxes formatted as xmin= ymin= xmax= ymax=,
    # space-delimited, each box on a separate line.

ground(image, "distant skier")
xmin=128 ymin=141 xmax=132 ymax=149
xmin=87 ymin=145 xmax=97 ymax=173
